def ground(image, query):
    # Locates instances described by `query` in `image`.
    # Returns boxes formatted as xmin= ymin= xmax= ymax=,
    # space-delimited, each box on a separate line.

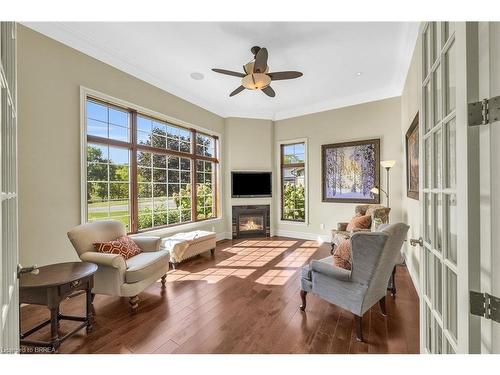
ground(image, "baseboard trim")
xmin=216 ymin=232 xmax=232 ymax=242
xmin=216 ymin=230 xmax=331 ymax=244
xmin=274 ymin=229 xmax=330 ymax=243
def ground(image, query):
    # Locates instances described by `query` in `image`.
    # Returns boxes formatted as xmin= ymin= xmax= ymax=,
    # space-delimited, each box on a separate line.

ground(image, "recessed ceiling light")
xmin=356 ymin=72 xmax=363 ymax=76
xmin=190 ymin=72 xmax=204 ymax=80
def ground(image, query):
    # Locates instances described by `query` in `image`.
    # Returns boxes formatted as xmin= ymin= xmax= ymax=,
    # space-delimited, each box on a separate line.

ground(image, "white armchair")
xmin=67 ymin=221 xmax=169 ymax=312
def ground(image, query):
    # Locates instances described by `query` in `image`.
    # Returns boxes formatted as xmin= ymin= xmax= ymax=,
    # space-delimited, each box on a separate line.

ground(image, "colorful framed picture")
xmin=321 ymin=138 xmax=380 ymax=203
xmin=406 ymin=113 xmax=419 ymax=200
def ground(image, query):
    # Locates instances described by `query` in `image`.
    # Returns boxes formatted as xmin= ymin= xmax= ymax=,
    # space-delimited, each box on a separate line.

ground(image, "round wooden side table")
xmin=19 ymin=262 xmax=98 ymax=353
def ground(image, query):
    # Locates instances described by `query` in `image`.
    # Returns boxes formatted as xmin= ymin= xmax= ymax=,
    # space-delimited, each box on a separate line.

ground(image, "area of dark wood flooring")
xmin=20 ymin=237 xmax=420 ymax=354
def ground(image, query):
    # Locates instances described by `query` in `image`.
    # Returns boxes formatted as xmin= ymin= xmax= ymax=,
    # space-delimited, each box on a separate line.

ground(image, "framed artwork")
xmin=321 ymin=138 xmax=380 ymax=203
xmin=405 ymin=112 xmax=419 ymax=200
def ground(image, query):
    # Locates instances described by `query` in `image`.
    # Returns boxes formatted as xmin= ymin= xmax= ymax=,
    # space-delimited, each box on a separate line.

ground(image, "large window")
xmin=85 ymin=97 xmax=218 ymax=233
xmin=280 ymin=142 xmax=306 ymax=222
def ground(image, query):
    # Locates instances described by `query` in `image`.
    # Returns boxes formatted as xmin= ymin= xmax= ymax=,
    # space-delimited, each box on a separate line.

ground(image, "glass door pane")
xmin=424 ymin=193 xmax=433 ymax=245
xmin=424 ymin=249 xmax=433 ymax=298
xmin=425 ymin=137 xmax=432 ymax=188
xmin=445 ymin=119 xmax=456 ymax=188
xmin=436 ymin=193 xmax=443 ymax=253
xmin=425 ymin=83 xmax=432 ymax=133
xmin=445 ymin=42 xmax=456 ymax=114
xmin=434 ymin=255 xmax=443 ymax=315
xmin=424 ymin=25 xmax=431 ymax=77
xmin=433 ymin=65 xmax=442 ymax=125
xmin=425 ymin=305 xmax=433 ymax=352
xmin=445 ymin=194 xmax=457 ymax=264
xmin=434 ymin=129 xmax=442 ymax=189
xmin=435 ymin=319 xmax=443 ymax=354
xmin=446 ymin=269 xmax=458 ymax=340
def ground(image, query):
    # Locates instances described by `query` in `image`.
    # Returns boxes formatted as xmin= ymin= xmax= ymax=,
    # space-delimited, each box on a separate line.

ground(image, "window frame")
xmin=277 ymin=138 xmax=308 ymax=225
xmin=80 ymin=87 xmax=220 ymax=234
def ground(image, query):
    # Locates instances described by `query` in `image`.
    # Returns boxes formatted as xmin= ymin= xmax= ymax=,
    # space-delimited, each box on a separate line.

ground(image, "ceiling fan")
xmin=212 ymin=46 xmax=303 ymax=98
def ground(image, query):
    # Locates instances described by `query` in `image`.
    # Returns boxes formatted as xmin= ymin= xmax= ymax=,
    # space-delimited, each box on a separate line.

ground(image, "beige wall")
xmin=223 ymin=117 xmax=275 ymax=235
xmin=400 ymin=32 xmax=422 ymax=289
xmin=18 ymin=25 xmax=226 ymax=267
xmin=274 ymin=96 xmax=403 ymax=241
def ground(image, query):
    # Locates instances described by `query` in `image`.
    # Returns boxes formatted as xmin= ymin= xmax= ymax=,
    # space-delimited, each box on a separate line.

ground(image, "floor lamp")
xmin=370 ymin=160 xmax=396 ymax=208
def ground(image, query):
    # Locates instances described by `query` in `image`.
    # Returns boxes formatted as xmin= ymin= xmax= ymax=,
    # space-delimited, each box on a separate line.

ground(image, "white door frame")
xmin=477 ymin=21 xmax=500 ymax=354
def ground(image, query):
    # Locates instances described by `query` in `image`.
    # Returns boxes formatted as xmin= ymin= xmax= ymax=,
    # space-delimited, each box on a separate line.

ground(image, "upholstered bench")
xmin=161 ymin=230 xmax=216 ymax=268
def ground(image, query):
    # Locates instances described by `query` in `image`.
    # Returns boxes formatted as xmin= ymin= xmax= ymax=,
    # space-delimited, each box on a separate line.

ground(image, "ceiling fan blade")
xmin=261 ymin=85 xmax=275 ymax=98
xmin=212 ymin=68 xmax=245 ymax=78
xmin=253 ymin=48 xmax=268 ymax=73
xmin=229 ymin=85 xmax=245 ymax=97
xmin=268 ymin=71 xmax=303 ymax=81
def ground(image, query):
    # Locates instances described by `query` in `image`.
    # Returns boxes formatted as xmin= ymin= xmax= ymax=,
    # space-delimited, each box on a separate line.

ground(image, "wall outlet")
xmin=320 ymin=223 xmax=325 ymax=230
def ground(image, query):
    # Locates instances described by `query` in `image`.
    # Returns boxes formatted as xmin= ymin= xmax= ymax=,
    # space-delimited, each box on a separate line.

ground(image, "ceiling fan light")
xmin=242 ymin=73 xmax=271 ymax=90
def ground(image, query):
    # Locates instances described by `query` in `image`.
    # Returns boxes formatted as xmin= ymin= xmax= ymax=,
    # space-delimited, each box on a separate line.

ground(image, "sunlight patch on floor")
xmin=234 ymin=240 xmax=297 ymax=248
xmin=163 ymin=239 xmax=318 ymax=286
xmin=217 ymin=247 xmax=288 ymax=267
xmin=255 ymin=269 xmax=296 ymax=285
xmin=166 ymin=268 xmax=256 ymax=284
xmin=300 ymin=240 xmax=321 ymax=248
xmin=275 ymin=247 xmax=317 ymax=268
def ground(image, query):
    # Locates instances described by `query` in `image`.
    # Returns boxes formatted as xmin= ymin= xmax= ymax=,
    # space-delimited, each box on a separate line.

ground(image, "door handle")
xmin=17 ymin=264 xmax=39 ymax=278
xmin=410 ymin=237 xmax=424 ymax=247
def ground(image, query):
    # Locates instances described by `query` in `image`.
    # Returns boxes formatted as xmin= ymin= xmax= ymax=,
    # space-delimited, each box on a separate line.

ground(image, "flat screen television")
xmin=231 ymin=172 xmax=272 ymax=198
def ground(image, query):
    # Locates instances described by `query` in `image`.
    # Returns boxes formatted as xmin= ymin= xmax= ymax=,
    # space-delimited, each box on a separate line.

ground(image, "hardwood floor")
xmin=20 ymin=237 xmax=420 ymax=354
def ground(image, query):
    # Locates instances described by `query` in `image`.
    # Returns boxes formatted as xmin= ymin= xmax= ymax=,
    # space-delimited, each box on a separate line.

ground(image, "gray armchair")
xmin=67 ymin=220 xmax=169 ymax=312
xmin=300 ymin=223 xmax=409 ymax=342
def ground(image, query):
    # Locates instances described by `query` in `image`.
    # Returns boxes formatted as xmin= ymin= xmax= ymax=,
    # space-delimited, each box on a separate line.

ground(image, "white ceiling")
xmin=24 ymin=22 xmax=419 ymax=121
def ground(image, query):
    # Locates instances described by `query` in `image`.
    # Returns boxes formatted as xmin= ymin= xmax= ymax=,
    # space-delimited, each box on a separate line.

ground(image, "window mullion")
xmin=191 ymin=129 xmax=197 ymax=222
xmin=213 ymin=136 xmax=218 ymax=218
xmin=130 ymin=110 xmax=138 ymax=233
xmin=281 ymin=145 xmax=285 ymax=220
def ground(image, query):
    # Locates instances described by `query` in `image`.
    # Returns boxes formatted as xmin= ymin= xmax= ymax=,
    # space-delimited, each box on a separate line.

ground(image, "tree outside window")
xmin=281 ymin=142 xmax=306 ymax=222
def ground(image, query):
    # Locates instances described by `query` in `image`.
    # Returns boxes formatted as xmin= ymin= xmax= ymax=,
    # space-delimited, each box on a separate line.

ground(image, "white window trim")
xmin=79 ymin=86 xmax=224 ymax=231
xmin=276 ymin=137 xmax=309 ymax=226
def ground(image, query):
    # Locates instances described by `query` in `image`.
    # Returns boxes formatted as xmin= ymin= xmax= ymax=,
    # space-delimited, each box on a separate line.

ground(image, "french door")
xmin=419 ymin=22 xmax=480 ymax=353
xmin=0 ymin=22 xmax=19 ymax=354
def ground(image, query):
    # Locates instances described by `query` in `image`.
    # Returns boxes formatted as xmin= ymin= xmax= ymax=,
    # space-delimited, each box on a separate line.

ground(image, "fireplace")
xmin=232 ymin=205 xmax=270 ymax=239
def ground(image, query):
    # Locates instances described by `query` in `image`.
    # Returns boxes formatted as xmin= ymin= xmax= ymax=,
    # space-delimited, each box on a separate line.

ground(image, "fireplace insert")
xmin=232 ymin=205 xmax=270 ymax=239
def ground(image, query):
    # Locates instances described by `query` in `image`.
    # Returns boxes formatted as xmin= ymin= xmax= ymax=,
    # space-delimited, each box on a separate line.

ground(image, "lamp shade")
xmin=380 ymin=160 xmax=396 ymax=169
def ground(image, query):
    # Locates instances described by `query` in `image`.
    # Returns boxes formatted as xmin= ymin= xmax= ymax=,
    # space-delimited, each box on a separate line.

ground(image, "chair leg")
xmin=379 ymin=296 xmax=387 ymax=316
xmin=299 ymin=290 xmax=307 ymax=311
xmin=355 ymin=315 xmax=364 ymax=342
xmin=129 ymin=295 xmax=139 ymax=313
xmin=388 ymin=266 xmax=397 ymax=297
xmin=210 ymin=248 xmax=215 ymax=256
xmin=161 ymin=274 xmax=166 ymax=288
